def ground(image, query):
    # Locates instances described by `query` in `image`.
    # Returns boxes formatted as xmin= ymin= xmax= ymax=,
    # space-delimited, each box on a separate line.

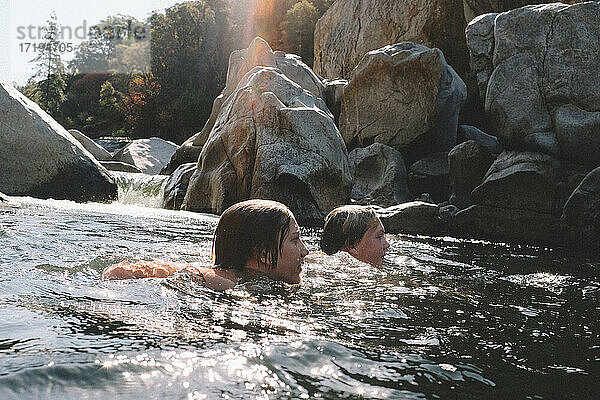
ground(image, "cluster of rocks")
xmin=68 ymin=129 xmax=178 ymax=175
xmin=162 ymin=1 xmax=598 ymax=250
xmin=0 ymin=77 xmax=177 ymax=203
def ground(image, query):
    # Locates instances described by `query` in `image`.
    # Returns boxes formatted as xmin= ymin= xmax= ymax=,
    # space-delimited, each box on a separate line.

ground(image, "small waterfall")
xmin=110 ymin=171 xmax=169 ymax=208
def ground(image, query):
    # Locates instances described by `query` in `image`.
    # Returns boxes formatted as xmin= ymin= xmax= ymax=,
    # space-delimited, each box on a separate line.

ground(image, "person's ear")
xmin=346 ymin=246 xmax=359 ymax=258
xmin=258 ymin=250 xmax=272 ymax=269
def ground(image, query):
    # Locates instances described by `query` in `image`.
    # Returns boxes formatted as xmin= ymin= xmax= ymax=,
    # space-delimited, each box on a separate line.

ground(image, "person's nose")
xmin=300 ymin=240 xmax=309 ymax=258
xmin=383 ymin=236 xmax=390 ymax=250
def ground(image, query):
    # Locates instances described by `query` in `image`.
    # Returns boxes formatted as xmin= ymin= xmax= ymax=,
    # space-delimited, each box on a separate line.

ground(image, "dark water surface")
xmin=0 ymin=187 xmax=598 ymax=399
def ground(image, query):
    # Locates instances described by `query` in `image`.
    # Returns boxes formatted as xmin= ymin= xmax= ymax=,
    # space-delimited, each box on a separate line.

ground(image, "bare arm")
xmin=102 ymin=261 xmax=238 ymax=291
xmin=102 ymin=260 xmax=185 ymax=280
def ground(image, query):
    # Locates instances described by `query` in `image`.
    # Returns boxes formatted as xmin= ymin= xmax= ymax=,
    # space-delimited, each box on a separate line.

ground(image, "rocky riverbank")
xmin=162 ymin=1 xmax=599 ymax=250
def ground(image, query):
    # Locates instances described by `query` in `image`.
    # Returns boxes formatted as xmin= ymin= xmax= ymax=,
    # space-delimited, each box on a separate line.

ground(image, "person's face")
xmin=348 ymin=219 xmax=390 ymax=266
xmin=268 ymin=216 xmax=309 ymax=284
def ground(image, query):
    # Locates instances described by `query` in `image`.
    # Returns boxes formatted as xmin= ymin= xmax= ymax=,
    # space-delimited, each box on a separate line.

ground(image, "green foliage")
xmin=20 ymin=1 xmax=336 ymax=144
xmin=149 ymin=0 xmax=236 ymax=143
xmin=281 ymin=0 xmax=320 ymax=66
xmin=69 ymin=15 xmax=149 ymax=74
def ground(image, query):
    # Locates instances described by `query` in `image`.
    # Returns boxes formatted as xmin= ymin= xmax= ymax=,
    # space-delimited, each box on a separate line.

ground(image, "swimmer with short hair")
xmin=320 ymin=205 xmax=390 ymax=266
xmin=102 ymin=199 xmax=309 ymax=290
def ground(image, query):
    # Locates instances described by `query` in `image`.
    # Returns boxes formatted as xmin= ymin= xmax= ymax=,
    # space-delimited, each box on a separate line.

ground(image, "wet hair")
xmin=320 ymin=205 xmax=379 ymax=255
xmin=213 ymin=199 xmax=292 ymax=270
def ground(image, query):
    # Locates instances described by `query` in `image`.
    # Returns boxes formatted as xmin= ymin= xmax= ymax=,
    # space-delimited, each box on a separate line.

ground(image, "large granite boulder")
xmin=408 ymin=152 xmax=450 ymax=203
xmin=348 ymin=143 xmax=411 ymax=207
xmin=68 ymin=129 xmax=112 ymax=161
xmin=0 ymin=80 xmax=116 ymax=202
xmin=192 ymin=37 xmax=324 ymax=149
xmin=165 ymin=37 xmax=326 ymax=175
xmin=448 ymin=140 xmax=494 ymax=209
xmin=377 ymin=201 xmax=443 ymax=235
xmin=561 ymin=166 xmax=600 ymax=247
xmin=182 ymin=67 xmax=352 ymax=224
xmin=467 ymin=2 xmax=600 ymax=166
xmin=314 ymin=0 xmax=469 ymax=80
xmin=113 ymin=138 xmax=178 ymax=175
xmin=471 ymin=150 xmax=563 ymax=214
xmin=340 ymin=43 xmax=467 ymax=161
xmin=162 ymin=162 xmax=196 ymax=211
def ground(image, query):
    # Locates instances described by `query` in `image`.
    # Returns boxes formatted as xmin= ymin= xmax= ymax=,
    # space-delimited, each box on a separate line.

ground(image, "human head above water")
xmin=213 ymin=199 xmax=308 ymax=283
xmin=320 ymin=205 xmax=390 ymax=266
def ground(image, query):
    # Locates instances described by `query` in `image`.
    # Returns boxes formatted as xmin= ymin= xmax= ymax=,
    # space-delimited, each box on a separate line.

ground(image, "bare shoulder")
xmin=183 ymin=266 xmax=238 ymax=291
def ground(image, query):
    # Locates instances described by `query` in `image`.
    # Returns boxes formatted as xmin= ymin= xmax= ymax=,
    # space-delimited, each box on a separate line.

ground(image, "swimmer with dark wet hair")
xmin=320 ymin=205 xmax=390 ymax=266
xmin=102 ymin=199 xmax=309 ymax=290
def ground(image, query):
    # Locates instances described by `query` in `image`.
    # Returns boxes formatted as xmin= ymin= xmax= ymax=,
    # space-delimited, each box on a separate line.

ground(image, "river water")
xmin=0 ymin=173 xmax=598 ymax=399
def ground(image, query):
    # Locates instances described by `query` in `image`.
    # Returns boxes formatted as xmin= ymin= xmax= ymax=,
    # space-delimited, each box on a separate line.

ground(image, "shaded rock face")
xmin=561 ymin=166 xmax=600 ymax=245
xmin=68 ymin=129 xmax=112 ymax=161
xmin=408 ymin=152 xmax=450 ymax=204
xmin=161 ymin=133 xmax=202 ymax=175
xmin=467 ymin=2 xmax=600 ymax=167
xmin=340 ymin=43 xmax=467 ymax=161
xmin=163 ymin=163 xmax=196 ymax=211
xmin=314 ymin=0 xmax=469 ymax=81
xmin=0 ymin=80 xmax=116 ymax=202
xmin=472 ymin=150 xmax=563 ymax=214
xmin=192 ymin=37 xmax=324 ymax=150
xmin=448 ymin=140 xmax=494 ymax=209
xmin=348 ymin=143 xmax=411 ymax=207
xmin=452 ymin=204 xmax=563 ymax=245
xmin=114 ymin=138 xmax=178 ymax=175
xmin=458 ymin=125 xmax=503 ymax=154
xmin=323 ymin=79 xmax=347 ymax=126
xmin=377 ymin=201 xmax=443 ymax=235
xmin=182 ymin=67 xmax=352 ymax=224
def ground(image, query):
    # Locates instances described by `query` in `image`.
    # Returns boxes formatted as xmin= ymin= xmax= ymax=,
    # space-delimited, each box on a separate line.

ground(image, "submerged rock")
xmin=68 ymin=129 xmax=112 ymax=161
xmin=314 ymin=0 xmax=469 ymax=80
xmin=0 ymin=80 xmax=116 ymax=202
xmin=113 ymin=138 xmax=178 ymax=175
xmin=561 ymin=166 xmax=600 ymax=247
xmin=182 ymin=67 xmax=351 ymax=224
xmin=452 ymin=204 xmax=563 ymax=245
xmin=378 ymin=201 xmax=443 ymax=235
xmin=340 ymin=42 xmax=466 ymax=160
xmin=163 ymin=163 xmax=196 ymax=211
xmin=348 ymin=143 xmax=411 ymax=207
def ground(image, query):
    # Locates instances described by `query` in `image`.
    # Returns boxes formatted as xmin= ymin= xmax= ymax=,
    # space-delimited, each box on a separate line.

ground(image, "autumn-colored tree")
xmin=122 ymin=73 xmax=161 ymax=137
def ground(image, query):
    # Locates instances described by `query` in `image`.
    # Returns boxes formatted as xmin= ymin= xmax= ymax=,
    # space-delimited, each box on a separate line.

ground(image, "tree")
xmin=281 ymin=0 xmax=319 ymax=65
xmin=149 ymin=0 xmax=236 ymax=143
xmin=69 ymin=15 xmax=149 ymax=74
xmin=31 ymin=12 xmax=67 ymax=115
